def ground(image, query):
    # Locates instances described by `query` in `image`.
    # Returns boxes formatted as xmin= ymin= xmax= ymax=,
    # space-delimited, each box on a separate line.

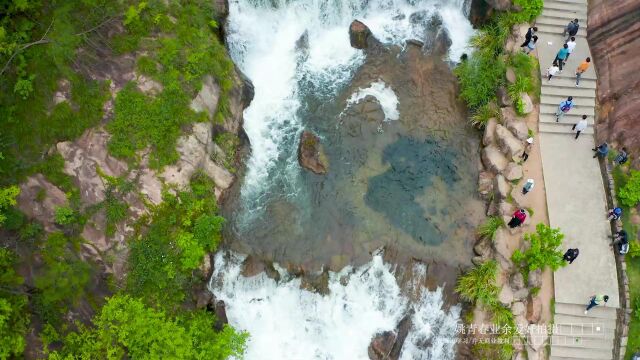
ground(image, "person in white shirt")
xmin=565 ymin=36 xmax=577 ymax=63
xmin=546 ymin=63 xmax=560 ymax=81
xmin=571 ymin=115 xmax=588 ymax=139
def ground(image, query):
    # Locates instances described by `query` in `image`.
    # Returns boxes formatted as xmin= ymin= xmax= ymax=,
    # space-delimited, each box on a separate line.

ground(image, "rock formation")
xmin=349 ymin=20 xmax=372 ymax=49
xmin=297 ymin=131 xmax=328 ymax=175
xmin=588 ymin=0 xmax=640 ymax=167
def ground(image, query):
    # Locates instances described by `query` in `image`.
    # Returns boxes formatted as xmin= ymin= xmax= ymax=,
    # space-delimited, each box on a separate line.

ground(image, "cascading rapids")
xmin=209 ymin=251 xmax=461 ymax=360
xmin=226 ymin=0 xmax=475 ymax=208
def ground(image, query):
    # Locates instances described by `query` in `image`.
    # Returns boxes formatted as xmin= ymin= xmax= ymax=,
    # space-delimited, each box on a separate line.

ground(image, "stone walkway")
xmin=534 ymin=0 xmax=620 ymax=359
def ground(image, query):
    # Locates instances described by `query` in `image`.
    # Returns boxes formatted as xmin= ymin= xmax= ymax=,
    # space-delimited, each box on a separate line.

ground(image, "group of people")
xmin=514 ymin=18 xmax=633 ymax=315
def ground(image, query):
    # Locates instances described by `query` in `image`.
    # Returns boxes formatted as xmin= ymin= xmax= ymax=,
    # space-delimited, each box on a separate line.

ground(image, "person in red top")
xmin=508 ymin=209 xmax=527 ymax=228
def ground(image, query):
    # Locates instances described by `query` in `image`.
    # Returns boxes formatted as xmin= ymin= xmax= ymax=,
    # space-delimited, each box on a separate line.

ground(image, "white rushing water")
xmin=226 ymin=0 xmax=475 ymax=204
xmin=209 ymin=252 xmax=461 ymax=360
xmin=346 ymin=80 xmax=400 ymax=121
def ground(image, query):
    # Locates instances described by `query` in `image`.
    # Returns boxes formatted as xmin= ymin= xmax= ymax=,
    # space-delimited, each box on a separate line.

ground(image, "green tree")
xmin=0 ymin=248 xmax=29 ymax=359
xmin=53 ymin=206 xmax=75 ymax=226
xmin=52 ymin=295 xmax=247 ymax=359
xmin=512 ymin=223 xmax=566 ymax=275
xmin=0 ymin=185 xmax=20 ymax=226
xmin=619 ymin=170 xmax=640 ymax=208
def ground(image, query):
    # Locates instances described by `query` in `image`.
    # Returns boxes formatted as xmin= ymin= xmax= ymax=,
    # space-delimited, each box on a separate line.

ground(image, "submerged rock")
xmin=368 ymin=331 xmax=396 ymax=360
xmin=297 ymin=131 xmax=328 ymax=175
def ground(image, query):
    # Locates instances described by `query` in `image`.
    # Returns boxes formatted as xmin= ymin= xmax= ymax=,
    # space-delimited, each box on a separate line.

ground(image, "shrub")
xmin=478 ymin=216 xmax=505 ymax=241
xmin=0 ymin=248 xmax=29 ymax=359
xmin=54 ymin=206 xmax=76 ymax=226
xmin=454 ymin=53 xmax=506 ymax=110
xmin=512 ymin=223 xmax=567 ymax=275
xmin=512 ymin=0 xmax=544 ymax=23
xmin=470 ymin=102 xmax=501 ymax=129
xmin=0 ymin=185 xmax=20 ymax=226
xmin=456 ymin=260 xmax=500 ymax=307
xmin=618 ymin=170 xmax=640 ymax=207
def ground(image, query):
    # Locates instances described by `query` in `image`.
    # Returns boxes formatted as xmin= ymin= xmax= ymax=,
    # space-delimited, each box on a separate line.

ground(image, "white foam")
xmin=346 ymin=80 xmax=400 ymax=121
xmin=209 ymin=252 xmax=461 ymax=360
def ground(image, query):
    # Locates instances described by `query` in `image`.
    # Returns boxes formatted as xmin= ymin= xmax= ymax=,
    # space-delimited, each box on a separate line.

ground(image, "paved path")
xmin=533 ymin=0 xmax=621 ymax=359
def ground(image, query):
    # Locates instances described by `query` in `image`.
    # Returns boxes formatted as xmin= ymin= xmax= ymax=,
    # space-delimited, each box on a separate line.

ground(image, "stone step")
xmin=551 ymin=345 xmax=613 ymax=360
xmin=555 ymin=302 xmax=618 ymax=320
xmin=551 ymin=335 xmax=614 ymax=350
xmin=542 ymin=9 xmax=588 ymax=22
xmin=541 ymin=104 xmax=595 ymax=117
xmin=546 ymin=70 xmax=597 ymax=81
xmin=542 ymin=76 xmax=597 ymax=89
xmin=544 ymin=0 xmax=589 ymax=13
xmin=541 ymin=94 xmax=596 ymax=107
xmin=535 ymin=24 xmax=588 ymax=37
xmin=554 ymin=324 xmax=615 ymax=339
xmin=536 ymin=17 xmax=589 ymax=31
xmin=539 ymin=114 xmax=594 ymax=126
xmin=539 ymin=122 xmax=594 ymax=135
xmin=555 ymin=314 xmax=617 ymax=329
xmin=541 ymin=85 xmax=596 ymax=98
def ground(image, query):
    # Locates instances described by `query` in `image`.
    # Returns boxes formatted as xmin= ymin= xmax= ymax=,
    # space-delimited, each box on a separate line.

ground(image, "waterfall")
xmin=209 ymin=251 xmax=461 ymax=359
xmin=226 ymin=0 xmax=475 ymax=212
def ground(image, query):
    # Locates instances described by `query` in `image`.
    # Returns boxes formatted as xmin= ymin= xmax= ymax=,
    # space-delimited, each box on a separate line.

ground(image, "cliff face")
xmin=588 ymin=0 xmax=640 ymax=166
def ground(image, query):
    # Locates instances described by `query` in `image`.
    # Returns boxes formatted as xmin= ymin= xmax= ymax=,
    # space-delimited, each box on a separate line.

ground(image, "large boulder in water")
xmin=349 ymin=20 xmax=373 ymax=49
xmin=368 ymin=331 xmax=396 ymax=360
xmin=298 ymin=131 xmax=328 ymax=175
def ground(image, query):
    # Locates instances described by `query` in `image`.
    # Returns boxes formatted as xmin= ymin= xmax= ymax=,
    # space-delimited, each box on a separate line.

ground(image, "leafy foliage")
xmin=478 ymin=216 xmax=504 ymax=241
xmin=32 ymin=233 xmax=92 ymax=325
xmin=0 ymin=185 xmax=20 ymax=226
xmin=512 ymin=0 xmax=544 ymax=23
xmin=214 ymin=132 xmax=240 ymax=173
xmin=512 ymin=223 xmax=567 ymax=275
xmin=456 ymin=260 xmax=500 ymax=307
xmin=127 ymin=173 xmax=224 ymax=308
xmin=53 ymin=206 xmax=76 ymax=226
xmin=470 ymin=102 xmax=501 ymax=129
xmin=0 ymin=248 xmax=29 ymax=359
xmin=618 ymin=170 xmax=640 ymax=208
xmin=51 ymin=295 xmax=247 ymax=359
xmin=454 ymin=53 xmax=505 ymax=110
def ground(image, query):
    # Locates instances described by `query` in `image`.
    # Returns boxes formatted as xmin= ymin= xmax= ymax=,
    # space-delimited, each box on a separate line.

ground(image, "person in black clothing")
xmin=520 ymin=26 xmax=538 ymax=47
xmin=563 ymin=248 xmax=579 ymax=264
xmin=563 ymin=19 xmax=579 ymax=41
xmin=611 ymin=230 xmax=629 ymax=255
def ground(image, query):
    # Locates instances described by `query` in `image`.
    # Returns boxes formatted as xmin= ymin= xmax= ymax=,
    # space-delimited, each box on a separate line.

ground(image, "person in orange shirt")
xmin=576 ymin=57 xmax=591 ymax=87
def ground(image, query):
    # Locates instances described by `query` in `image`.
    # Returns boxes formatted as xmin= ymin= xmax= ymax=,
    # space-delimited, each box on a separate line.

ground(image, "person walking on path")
xmin=508 ymin=209 xmax=527 ymax=228
xmin=563 ymin=248 xmax=579 ymax=264
xmin=565 ymin=37 xmax=577 ymax=62
xmin=522 ymin=179 xmax=535 ymax=195
xmin=572 ymin=115 xmax=588 ymax=139
xmin=523 ymin=35 xmax=538 ymax=55
xmin=546 ymin=63 xmax=560 ymax=81
xmin=584 ymin=294 xmax=609 ymax=314
xmin=563 ymin=19 xmax=580 ymax=41
xmin=593 ymin=142 xmax=609 ymax=159
xmin=520 ymin=26 xmax=538 ymax=48
xmin=576 ymin=57 xmax=591 ymax=87
xmin=554 ymin=44 xmax=570 ymax=71
xmin=522 ymin=137 xmax=534 ymax=162
xmin=615 ymin=147 xmax=629 ymax=165
xmin=608 ymin=207 xmax=622 ymax=221
xmin=555 ymin=96 xmax=574 ymax=122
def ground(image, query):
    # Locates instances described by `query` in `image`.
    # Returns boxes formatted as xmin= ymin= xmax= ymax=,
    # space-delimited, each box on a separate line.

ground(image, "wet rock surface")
xmin=297 ymin=131 xmax=329 ymax=175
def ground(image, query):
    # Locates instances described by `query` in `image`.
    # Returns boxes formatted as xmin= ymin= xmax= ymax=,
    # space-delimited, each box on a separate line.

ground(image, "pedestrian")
xmin=615 ymin=147 xmax=629 ymax=165
xmin=565 ymin=36 xmax=577 ymax=62
xmin=563 ymin=19 xmax=580 ymax=41
xmin=576 ymin=57 xmax=591 ymax=87
xmin=522 ymin=137 xmax=534 ymax=162
xmin=571 ymin=115 xmax=588 ymax=139
xmin=522 ymin=179 xmax=535 ymax=195
xmin=563 ymin=248 xmax=579 ymax=264
xmin=593 ymin=142 xmax=609 ymax=159
xmin=508 ymin=209 xmax=527 ymax=228
xmin=611 ymin=229 xmax=629 ymax=255
xmin=607 ymin=207 xmax=622 ymax=221
xmin=523 ymin=35 xmax=538 ymax=55
xmin=554 ymin=44 xmax=570 ymax=71
xmin=555 ymin=96 xmax=574 ymax=122
xmin=520 ymin=26 xmax=538 ymax=47
xmin=546 ymin=62 xmax=560 ymax=81
xmin=584 ymin=294 xmax=609 ymax=314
